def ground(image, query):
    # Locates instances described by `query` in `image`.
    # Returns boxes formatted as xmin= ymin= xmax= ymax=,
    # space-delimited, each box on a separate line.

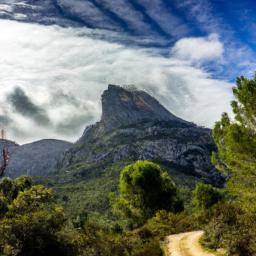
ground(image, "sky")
xmin=0 ymin=0 xmax=255 ymax=144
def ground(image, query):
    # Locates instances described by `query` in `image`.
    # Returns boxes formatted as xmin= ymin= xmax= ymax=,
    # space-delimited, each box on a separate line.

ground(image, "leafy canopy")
xmin=110 ymin=160 xmax=183 ymax=226
xmin=213 ymin=74 xmax=256 ymax=210
xmin=0 ymin=177 xmax=82 ymax=256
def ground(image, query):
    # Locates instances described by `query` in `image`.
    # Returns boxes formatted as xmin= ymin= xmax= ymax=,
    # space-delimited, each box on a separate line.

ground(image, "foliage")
xmin=0 ymin=176 xmax=166 ymax=256
xmin=0 ymin=177 xmax=86 ymax=256
xmin=213 ymin=74 xmax=256 ymax=209
xmin=38 ymin=159 xmax=201 ymax=223
xmin=144 ymin=210 xmax=195 ymax=239
xmin=202 ymin=202 xmax=256 ymax=256
xmin=192 ymin=183 xmax=225 ymax=211
xmin=110 ymin=161 xmax=183 ymax=227
xmin=112 ymin=226 xmax=163 ymax=256
xmin=209 ymin=73 xmax=256 ymax=255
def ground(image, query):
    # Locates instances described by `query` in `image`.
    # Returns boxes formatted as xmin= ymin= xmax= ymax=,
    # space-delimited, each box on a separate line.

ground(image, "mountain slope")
xmin=59 ymin=85 xmax=223 ymax=185
xmin=38 ymin=84 xmax=225 ymax=217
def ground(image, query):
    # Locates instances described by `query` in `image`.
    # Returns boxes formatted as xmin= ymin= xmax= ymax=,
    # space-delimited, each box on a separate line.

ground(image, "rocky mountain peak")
xmin=61 ymin=84 xmax=224 ymax=186
xmin=101 ymin=84 xmax=188 ymax=130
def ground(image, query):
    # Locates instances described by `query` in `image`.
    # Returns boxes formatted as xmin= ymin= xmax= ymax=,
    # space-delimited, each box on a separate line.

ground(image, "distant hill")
xmin=0 ymin=139 xmax=72 ymax=178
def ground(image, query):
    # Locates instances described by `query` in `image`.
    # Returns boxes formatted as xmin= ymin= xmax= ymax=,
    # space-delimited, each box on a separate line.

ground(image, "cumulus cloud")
xmin=171 ymin=34 xmax=224 ymax=63
xmin=0 ymin=20 xmax=233 ymax=144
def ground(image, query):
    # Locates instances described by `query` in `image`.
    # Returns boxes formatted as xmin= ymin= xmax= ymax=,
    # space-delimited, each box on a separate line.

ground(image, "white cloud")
xmin=0 ymin=4 xmax=13 ymax=12
xmin=0 ymin=20 xmax=233 ymax=144
xmin=173 ymin=0 xmax=256 ymax=79
xmin=92 ymin=0 xmax=156 ymax=36
xmin=171 ymin=33 xmax=224 ymax=63
xmin=58 ymin=0 xmax=121 ymax=31
xmin=136 ymin=0 xmax=189 ymax=38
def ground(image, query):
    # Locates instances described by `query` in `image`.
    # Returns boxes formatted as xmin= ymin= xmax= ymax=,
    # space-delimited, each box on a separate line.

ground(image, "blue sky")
xmin=0 ymin=0 xmax=255 ymax=143
xmin=1 ymin=0 xmax=256 ymax=79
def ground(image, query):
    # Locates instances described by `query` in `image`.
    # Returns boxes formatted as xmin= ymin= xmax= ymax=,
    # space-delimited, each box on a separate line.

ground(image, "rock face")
xmin=0 ymin=139 xmax=72 ymax=178
xmin=101 ymin=84 xmax=188 ymax=130
xmin=60 ymin=85 xmax=224 ymax=185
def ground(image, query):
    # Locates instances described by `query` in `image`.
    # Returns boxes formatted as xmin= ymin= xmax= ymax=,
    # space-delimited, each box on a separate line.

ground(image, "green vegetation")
xmin=3 ymin=72 xmax=256 ymax=255
xmin=110 ymin=161 xmax=183 ymax=227
xmin=0 ymin=161 xmax=203 ymax=256
xmin=201 ymin=73 xmax=256 ymax=255
xmin=0 ymin=175 xmax=167 ymax=256
xmin=192 ymin=183 xmax=224 ymax=211
xmin=202 ymin=202 xmax=256 ymax=256
xmin=212 ymin=74 xmax=256 ymax=209
xmin=37 ymin=160 xmax=200 ymax=220
xmin=0 ymin=177 xmax=82 ymax=256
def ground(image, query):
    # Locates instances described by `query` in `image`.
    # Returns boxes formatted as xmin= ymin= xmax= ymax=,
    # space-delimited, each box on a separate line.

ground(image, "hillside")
xmin=46 ymin=85 xmax=224 ymax=216
xmin=59 ymin=85 xmax=223 ymax=184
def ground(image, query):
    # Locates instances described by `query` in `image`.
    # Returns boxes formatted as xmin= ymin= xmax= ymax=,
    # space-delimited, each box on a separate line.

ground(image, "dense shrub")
xmin=0 ymin=177 xmax=83 ymax=256
xmin=213 ymin=74 xmax=256 ymax=210
xmin=209 ymin=73 xmax=256 ymax=255
xmin=192 ymin=183 xmax=225 ymax=211
xmin=145 ymin=210 xmax=195 ymax=238
xmin=202 ymin=202 xmax=256 ymax=256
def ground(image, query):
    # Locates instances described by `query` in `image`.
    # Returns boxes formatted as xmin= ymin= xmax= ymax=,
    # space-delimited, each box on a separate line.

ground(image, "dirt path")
xmin=166 ymin=231 xmax=216 ymax=256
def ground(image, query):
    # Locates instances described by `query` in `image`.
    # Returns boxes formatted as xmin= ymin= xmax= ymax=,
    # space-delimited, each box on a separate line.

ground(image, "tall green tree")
xmin=212 ymin=74 xmax=256 ymax=210
xmin=110 ymin=160 xmax=183 ymax=226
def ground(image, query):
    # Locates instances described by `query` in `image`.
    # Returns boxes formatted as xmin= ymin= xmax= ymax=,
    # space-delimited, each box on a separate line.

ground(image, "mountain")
xmin=0 ymin=84 xmax=223 ymax=216
xmin=59 ymin=84 xmax=224 ymax=186
xmin=101 ymin=84 xmax=188 ymax=130
xmin=0 ymin=139 xmax=72 ymax=178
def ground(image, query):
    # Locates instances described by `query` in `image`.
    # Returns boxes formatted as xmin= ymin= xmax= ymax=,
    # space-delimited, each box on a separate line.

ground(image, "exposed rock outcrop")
xmin=60 ymin=85 xmax=224 ymax=186
xmin=101 ymin=84 xmax=188 ymax=130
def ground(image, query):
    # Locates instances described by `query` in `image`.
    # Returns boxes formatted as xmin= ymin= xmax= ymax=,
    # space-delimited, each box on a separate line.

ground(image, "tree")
xmin=192 ymin=183 xmax=224 ymax=211
xmin=110 ymin=161 xmax=183 ymax=226
xmin=212 ymin=74 xmax=256 ymax=210
xmin=0 ymin=177 xmax=83 ymax=256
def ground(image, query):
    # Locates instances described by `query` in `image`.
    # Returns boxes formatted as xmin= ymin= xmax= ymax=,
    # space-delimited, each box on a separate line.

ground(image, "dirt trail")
xmin=166 ymin=231 xmax=216 ymax=256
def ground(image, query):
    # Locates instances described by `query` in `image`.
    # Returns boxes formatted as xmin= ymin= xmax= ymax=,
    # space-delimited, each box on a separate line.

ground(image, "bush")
xmin=145 ymin=210 xmax=195 ymax=239
xmin=192 ymin=183 xmax=225 ymax=211
xmin=203 ymin=202 xmax=256 ymax=256
xmin=121 ymin=228 xmax=163 ymax=256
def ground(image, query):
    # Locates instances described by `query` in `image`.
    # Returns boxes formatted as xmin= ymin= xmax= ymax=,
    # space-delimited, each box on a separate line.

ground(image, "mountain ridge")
xmin=59 ymin=84 xmax=224 ymax=186
xmin=0 ymin=139 xmax=72 ymax=178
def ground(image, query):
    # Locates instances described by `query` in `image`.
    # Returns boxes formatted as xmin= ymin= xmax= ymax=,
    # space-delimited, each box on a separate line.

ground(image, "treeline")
xmin=0 ymin=159 xmax=223 ymax=256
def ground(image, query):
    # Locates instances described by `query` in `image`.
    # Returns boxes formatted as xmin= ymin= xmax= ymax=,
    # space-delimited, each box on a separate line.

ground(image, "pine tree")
xmin=212 ymin=74 xmax=256 ymax=210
